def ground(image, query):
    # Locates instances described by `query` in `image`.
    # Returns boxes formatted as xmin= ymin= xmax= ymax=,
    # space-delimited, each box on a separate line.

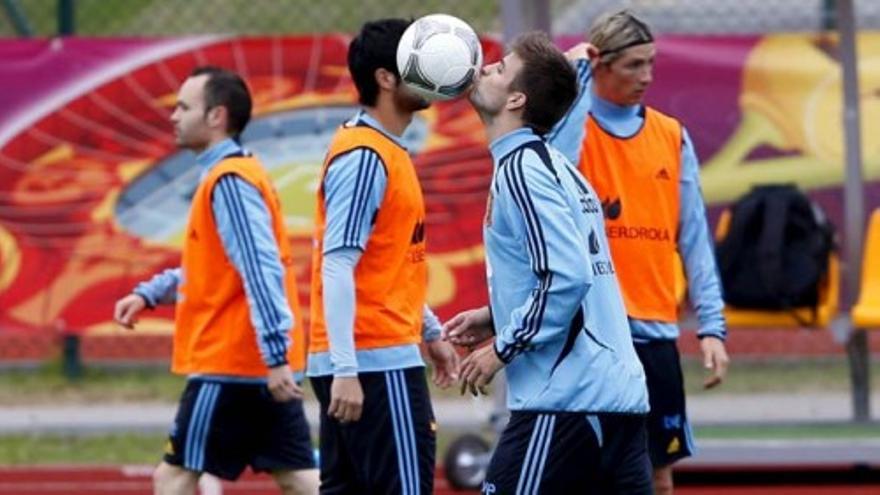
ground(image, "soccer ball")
xmin=396 ymin=14 xmax=483 ymax=101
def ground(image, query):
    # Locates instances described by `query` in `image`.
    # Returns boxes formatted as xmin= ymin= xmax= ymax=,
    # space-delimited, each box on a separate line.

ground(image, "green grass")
xmin=0 ymin=0 xmax=152 ymax=37
xmin=3 ymin=423 xmax=878 ymax=465
xmin=681 ymin=357 xmax=880 ymax=395
xmin=0 ymin=431 xmax=469 ymax=465
xmin=0 ymin=362 xmax=185 ymax=406
xmin=0 ymin=433 xmax=166 ymax=465
xmin=1 ymin=356 xmax=878 ymax=406
xmin=694 ymin=422 xmax=880 ymax=440
xmin=0 ymin=0 xmax=499 ymax=37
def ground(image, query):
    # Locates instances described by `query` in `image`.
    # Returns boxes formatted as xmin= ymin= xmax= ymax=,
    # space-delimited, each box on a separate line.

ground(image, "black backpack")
xmin=716 ymin=185 xmax=835 ymax=319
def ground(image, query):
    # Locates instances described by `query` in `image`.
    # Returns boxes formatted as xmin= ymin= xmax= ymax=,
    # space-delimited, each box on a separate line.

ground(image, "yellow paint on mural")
xmin=117 ymin=160 xmax=152 ymax=182
xmin=0 ymin=224 xmax=21 ymax=292
xmin=426 ymin=245 xmax=485 ymax=307
xmin=701 ymin=33 xmax=880 ymax=204
xmin=33 ymin=144 xmax=74 ymax=167
xmin=86 ymin=317 xmax=174 ymax=336
xmin=92 ymin=190 xmax=120 ymax=223
xmin=7 ymin=231 xmax=159 ymax=326
xmin=262 ymin=91 xmax=355 ymax=114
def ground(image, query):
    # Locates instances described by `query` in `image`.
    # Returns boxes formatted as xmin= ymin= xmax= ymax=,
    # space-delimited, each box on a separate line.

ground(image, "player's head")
xmin=170 ymin=66 xmax=252 ymax=151
xmin=588 ymin=10 xmax=655 ymax=106
xmin=470 ymin=31 xmax=576 ymax=135
xmin=348 ymin=18 xmax=429 ymax=112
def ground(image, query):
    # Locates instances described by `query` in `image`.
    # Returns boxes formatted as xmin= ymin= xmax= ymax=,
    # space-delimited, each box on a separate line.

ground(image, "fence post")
xmin=836 ymin=0 xmax=871 ymax=422
xmin=62 ymin=334 xmax=83 ymax=380
xmin=58 ymin=0 xmax=74 ymax=36
xmin=501 ymin=0 xmax=551 ymax=45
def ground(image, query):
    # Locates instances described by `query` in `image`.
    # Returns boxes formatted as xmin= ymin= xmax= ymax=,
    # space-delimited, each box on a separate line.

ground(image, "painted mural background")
xmin=1 ymin=33 xmax=878 ymax=341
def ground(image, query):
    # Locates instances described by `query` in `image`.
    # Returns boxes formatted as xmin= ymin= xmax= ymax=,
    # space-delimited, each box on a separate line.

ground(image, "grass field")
xmin=1 ymin=356 xmax=877 ymax=406
xmin=3 ymin=422 xmax=880 ymax=466
xmin=1 ymin=357 xmax=879 ymax=465
xmin=0 ymin=0 xmax=501 ymax=37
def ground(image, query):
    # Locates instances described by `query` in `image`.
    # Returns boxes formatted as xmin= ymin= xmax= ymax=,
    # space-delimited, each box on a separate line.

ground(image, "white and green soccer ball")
xmin=396 ymin=14 xmax=483 ymax=101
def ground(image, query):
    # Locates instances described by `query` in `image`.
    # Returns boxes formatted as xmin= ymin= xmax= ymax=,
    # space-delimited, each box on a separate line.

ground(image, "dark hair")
xmin=348 ymin=18 xmax=410 ymax=107
xmin=509 ymin=32 xmax=578 ymax=135
xmin=190 ymin=66 xmax=252 ymax=139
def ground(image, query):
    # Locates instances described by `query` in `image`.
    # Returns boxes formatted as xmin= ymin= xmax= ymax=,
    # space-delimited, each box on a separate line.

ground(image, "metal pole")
xmin=530 ymin=0 xmax=552 ymax=37
xmin=58 ymin=0 xmax=74 ymax=36
xmin=501 ymin=0 xmax=552 ymax=45
xmin=501 ymin=0 xmax=525 ymax=45
xmin=823 ymin=0 xmax=837 ymax=29
xmin=837 ymin=0 xmax=871 ymax=422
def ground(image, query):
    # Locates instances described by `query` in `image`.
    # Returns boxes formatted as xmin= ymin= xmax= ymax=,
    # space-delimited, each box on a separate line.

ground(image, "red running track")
xmin=0 ymin=466 xmax=878 ymax=494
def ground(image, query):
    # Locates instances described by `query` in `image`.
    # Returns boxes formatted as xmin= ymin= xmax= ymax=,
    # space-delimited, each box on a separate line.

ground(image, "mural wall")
xmin=0 ymin=33 xmax=878 ymax=338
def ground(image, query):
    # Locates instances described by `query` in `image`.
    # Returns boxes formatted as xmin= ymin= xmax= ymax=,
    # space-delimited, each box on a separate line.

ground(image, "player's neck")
xmin=484 ymin=112 xmax=524 ymax=143
xmin=364 ymin=102 xmax=412 ymax=137
xmin=190 ymin=134 xmax=232 ymax=155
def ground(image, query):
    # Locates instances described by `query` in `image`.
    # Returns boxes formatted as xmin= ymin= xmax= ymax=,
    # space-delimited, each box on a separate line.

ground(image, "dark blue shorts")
xmin=164 ymin=378 xmax=316 ymax=480
xmin=482 ymin=411 xmax=651 ymax=494
xmin=635 ymin=340 xmax=697 ymax=467
xmin=311 ymin=367 xmax=436 ymax=495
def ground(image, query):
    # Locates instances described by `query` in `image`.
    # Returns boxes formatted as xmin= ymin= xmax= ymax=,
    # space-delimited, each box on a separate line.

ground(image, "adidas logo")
xmin=655 ymin=168 xmax=671 ymax=180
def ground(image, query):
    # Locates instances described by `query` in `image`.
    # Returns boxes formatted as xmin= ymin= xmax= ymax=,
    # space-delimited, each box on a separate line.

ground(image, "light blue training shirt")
xmin=485 ymin=127 xmax=648 ymax=413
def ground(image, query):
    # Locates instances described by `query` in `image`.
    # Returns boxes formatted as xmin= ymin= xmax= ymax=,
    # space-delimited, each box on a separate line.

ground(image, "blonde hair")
xmin=588 ymin=10 xmax=654 ymax=64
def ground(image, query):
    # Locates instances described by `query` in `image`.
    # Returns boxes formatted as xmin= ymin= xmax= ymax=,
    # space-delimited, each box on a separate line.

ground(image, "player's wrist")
xmin=132 ymin=290 xmax=155 ymax=309
xmin=265 ymin=354 xmax=289 ymax=369
xmin=697 ymin=332 xmax=726 ymax=342
xmin=493 ymin=339 xmax=511 ymax=364
xmin=423 ymin=328 xmax=442 ymax=343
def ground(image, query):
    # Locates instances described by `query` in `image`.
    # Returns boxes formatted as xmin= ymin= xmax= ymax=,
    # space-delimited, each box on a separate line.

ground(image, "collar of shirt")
xmin=196 ymin=138 xmax=245 ymax=180
xmin=352 ymin=110 xmax=408 ymax=150
xmin=488 ymin=127 xmax=541 ymax=165
xmin=590 ymin=90 xmax=644 ymax=133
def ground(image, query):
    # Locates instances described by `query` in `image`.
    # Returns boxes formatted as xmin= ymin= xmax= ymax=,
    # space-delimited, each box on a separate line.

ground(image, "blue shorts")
xmin=482 ymin=411 xmax=652 ymax=494
xmin=635 ymin=340 xmax=697 ymax=467
xmin=311 ymin=367 xmax=436 ymax=495
xmin=164 ymin=378 xmax=316 ymax=480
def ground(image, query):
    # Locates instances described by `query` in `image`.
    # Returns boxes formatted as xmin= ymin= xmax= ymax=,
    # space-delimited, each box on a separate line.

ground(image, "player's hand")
xmin=459 ymin=340 xmax=504 ymax=397
xmin=442 ymin=306 xmax=493 ymax=348
xmin=564 ymin=42 xmax=599 ymax=62
xmin=700 ymin=336 xmax=729 ymax=389
xmin=113 ymin=293 xmax=147 ymax=330
xmin=329 ymin=376 xmax=364 ymax=423
xmin=267 ymin=365 xmax=304 ymax=402
xmin=425 ymin=340 xmax=460 ymax=389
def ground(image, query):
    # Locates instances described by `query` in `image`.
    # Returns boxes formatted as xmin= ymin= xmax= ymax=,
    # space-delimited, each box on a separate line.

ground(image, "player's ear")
xmin=506 ymin=91 xmax=526 ymax=112
xmin=374 ymin=68 xmax=398 ymax=91
xmin=205 ymin=105 xmax=227 ymax=130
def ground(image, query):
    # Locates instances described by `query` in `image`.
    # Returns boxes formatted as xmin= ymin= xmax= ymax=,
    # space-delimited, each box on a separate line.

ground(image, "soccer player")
xmin=307 ymin=18 xmax=460 ymax=494
xmin=112 ymin=67 xmax=319 ymax=495
xmin=546 ymin=10 xmax=731 ymax=494
xmin=446 ymin=31 xmax=652 ymax=494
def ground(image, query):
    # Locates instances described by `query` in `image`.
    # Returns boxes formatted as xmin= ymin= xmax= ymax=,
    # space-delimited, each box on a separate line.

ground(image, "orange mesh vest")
xmin=173 ymin=156 xmax=306 ymax=377
xmin=580 ymin=107 xmax=682 ymax=322
xmin=309 ymin=124 xmax=427 ymax=353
